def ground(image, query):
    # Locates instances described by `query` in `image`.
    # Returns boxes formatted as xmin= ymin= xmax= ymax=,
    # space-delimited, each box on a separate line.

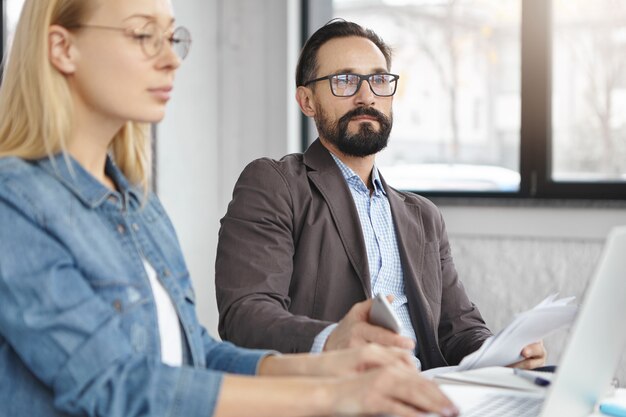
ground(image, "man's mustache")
xmin=338 ymin=106 xmax=390 ymax=126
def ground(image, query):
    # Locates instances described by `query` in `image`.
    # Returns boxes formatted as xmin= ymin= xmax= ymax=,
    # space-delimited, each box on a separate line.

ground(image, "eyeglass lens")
xmin=331 ymin=74 xmax=397 ymax=97
xmin=138 ymin=21 xmax=191 ymax=60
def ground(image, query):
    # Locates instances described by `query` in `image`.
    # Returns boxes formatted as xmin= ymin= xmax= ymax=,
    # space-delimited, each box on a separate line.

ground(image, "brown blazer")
xmin=215 ymin=139 xmax=492 ymax=369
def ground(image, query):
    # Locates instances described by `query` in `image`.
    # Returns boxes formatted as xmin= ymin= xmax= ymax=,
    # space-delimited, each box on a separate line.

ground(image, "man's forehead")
xmin=316 ymin=36 xmax=388 ymax=75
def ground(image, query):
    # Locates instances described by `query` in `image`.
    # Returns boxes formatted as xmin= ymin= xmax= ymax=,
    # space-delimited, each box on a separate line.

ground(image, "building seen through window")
xmin=552 ymin=0 xmax=626 ymax=183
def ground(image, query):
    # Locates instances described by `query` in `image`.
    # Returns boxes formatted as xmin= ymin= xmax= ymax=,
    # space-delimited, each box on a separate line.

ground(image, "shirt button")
xmin=107 ymin=195 xmax=118 ymax=204
xmin=163 ymin=268 xmax=171 ymax=278
xmin=112 ymin=300 xmax=122 ymax=312
xmin=132 ymin=223 xmax=139 ymax=232
xmin=117 ymin=224 xmax=126 ymax=234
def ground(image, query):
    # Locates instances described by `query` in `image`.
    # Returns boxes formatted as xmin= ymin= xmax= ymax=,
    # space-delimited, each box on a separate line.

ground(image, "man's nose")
xmin=353 ymin=79 xmax=376 ymax=106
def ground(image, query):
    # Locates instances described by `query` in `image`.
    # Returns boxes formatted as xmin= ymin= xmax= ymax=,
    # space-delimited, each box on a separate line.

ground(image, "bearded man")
xmin=214 ymin=20 xmax=546 ymax=371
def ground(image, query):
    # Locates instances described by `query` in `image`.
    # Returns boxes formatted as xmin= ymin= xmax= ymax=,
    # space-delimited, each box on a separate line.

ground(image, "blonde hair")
xmin=0 ymin=0 xmax=152 ymax=190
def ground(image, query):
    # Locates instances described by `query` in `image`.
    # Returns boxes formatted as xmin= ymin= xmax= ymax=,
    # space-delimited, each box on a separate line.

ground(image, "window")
xmin=1 ymin=0 xmax=26 ymax=80
xmin=303 ymin=0 xmax=626 ymax=199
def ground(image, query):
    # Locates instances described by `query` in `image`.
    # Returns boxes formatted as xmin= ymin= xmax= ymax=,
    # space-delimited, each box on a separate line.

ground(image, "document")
xmin=423 ymin=293 xmax=577 ymax=378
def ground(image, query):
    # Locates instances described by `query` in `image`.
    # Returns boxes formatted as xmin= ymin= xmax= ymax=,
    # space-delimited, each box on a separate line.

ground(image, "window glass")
xmin=333 ymin=0 xmax=522 ymax=192
xmin=4 ymin=0 xmax=26 ymax=48
xmin=552 ymin=0 xmax=626 ymax=182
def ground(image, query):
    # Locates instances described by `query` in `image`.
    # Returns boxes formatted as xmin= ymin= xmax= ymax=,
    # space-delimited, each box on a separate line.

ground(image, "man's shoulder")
xmin=244 ymin=152 xmax=306 ymax=171
xmin=239 ymin=153 xmax=309 ymax=185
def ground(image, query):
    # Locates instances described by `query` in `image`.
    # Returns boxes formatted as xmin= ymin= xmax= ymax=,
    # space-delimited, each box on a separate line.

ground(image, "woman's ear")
xmin=48 ymin=25 xmax=77 ymax=75
xmin=296 ymin=86 xmax=317 ymax=118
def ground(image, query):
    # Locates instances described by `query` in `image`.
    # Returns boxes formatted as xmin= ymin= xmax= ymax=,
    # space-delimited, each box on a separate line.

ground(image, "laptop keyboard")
xmin=462 ymin=393 xmax=544 ymax=417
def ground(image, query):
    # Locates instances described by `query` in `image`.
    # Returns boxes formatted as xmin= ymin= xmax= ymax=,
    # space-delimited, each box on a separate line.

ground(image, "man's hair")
xmin=295 ymin=19 xmax=392 ymax=87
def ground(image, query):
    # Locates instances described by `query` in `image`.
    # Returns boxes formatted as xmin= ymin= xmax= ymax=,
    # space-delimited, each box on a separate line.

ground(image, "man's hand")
xmin=324 ymin=297 xmax=415 ymax=351
xmin=509 ymin=341 xmax=547 ymax=369
xmin=314 ymin=344 xmax=416 ymax=376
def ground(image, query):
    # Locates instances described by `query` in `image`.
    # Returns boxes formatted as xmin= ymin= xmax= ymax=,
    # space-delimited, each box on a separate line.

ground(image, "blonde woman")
xmin=0 ymin=1 xmax=458 ymax=416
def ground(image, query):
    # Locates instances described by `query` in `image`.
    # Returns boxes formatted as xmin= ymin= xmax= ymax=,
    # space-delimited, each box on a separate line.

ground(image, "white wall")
xmin=158 ymin=0 xmax=298 ymax=337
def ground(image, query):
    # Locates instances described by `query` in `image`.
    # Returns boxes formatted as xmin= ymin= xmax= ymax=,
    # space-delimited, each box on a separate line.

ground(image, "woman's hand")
xmin=326 ymin=365 xmax=459 ymax=417
xmin=258 ymin=344 xmax=416 ymax=377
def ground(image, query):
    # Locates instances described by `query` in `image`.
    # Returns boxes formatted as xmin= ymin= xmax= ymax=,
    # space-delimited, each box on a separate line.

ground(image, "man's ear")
xmin=296 ymin=86 xmax=317 ymax=118
xmin=48 ymin=25 xmax=77 ymax=75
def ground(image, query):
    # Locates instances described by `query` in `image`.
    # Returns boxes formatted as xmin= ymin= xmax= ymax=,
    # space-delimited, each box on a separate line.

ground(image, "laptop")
xmin=441 ymin=225 xmax=626 ymax=417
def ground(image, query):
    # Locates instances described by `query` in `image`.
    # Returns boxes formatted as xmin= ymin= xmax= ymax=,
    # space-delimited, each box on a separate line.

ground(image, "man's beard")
xmin=314 ymin=105 xmax=393 ymax=157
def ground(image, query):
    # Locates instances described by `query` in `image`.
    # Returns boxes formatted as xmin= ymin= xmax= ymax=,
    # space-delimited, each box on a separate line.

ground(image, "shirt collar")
xmin=329 ymin=152 xmax=386 ymax=196
xmin=37 ymin=153 xmax=143 ymax=209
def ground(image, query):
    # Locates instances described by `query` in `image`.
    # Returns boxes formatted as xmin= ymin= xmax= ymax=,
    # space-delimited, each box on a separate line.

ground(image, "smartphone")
xmin=369 ymin=293 xmax=402 ymax=334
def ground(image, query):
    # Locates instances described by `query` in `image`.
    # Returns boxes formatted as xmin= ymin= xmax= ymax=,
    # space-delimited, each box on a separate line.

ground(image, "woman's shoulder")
xmin=0 ymin=156 xmax=46 ymax=183
xmin=0 ymin=157 xmax=63 ymax=211
xmin=0 ymin=156 xmax=58 ymax=189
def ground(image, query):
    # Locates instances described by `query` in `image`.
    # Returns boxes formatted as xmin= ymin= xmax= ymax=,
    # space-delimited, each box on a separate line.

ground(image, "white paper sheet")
xmin=422 ymin=293 xmax=577 ymax=379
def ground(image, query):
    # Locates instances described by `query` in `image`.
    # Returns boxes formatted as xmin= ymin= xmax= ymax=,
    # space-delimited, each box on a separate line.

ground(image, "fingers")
xmin=347 ymin=298 xmax=376 ymax=321
xmin=510 ymin=341 xmax=547 ymax=369
xmin=380 ymin=367 xmax=459 ymax=417
xmin=330 ymin=365 xmax=460 ymax=417
xmin=522 ymin=341 xmax=546 ymax=359
xmin=326 ymin=318 xmax=415 ymax=351
xmin=359 ymin=322 xmax=416 ymax=349
xmin=353 ymin=344 xmax=417 ymax=371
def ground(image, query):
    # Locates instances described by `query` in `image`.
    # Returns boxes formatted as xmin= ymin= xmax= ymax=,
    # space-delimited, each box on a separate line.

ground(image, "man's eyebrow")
xmin=331 ymin=67 xmax=389 ymax=75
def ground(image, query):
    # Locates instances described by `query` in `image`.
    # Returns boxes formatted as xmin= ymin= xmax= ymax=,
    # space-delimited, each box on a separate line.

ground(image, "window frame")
xmin=302 ymin=0 xmax=626 ymax=200
xmin=1 ymin=1 xmax=5 ymax=82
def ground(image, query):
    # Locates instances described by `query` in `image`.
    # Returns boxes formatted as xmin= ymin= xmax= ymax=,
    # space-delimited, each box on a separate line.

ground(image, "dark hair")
xmin=295 ymin=19 xmax=392 ymax=87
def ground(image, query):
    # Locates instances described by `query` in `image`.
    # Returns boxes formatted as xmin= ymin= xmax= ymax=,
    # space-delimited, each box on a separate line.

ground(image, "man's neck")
xmin=320 ymin=139 xmax=376 ymax=190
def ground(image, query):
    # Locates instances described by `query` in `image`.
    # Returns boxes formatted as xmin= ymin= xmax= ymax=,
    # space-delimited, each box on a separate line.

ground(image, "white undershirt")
xmin=143 ymin=260 xmax=183 ymax=366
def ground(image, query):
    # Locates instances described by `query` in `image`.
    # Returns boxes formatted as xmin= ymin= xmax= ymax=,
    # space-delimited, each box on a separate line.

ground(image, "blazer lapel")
xmin=304 ymin=140 xmax=371 ymax=297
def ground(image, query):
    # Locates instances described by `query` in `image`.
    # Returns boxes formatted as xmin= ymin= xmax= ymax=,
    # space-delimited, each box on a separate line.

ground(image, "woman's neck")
xmin=67 ymin=112 xmax=125 ymax=191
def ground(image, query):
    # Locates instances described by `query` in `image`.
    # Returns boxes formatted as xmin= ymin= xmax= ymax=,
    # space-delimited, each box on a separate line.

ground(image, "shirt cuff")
xmin=309 ymin=323 xmax=338 ymax=353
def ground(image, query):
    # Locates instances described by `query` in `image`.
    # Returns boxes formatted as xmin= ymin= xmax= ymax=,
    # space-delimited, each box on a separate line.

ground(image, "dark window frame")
xmin=302 ymin=0 xmax=626 ymax=200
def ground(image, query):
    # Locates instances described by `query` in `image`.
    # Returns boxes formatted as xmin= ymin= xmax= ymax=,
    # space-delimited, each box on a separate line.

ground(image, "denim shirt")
xmin=0 ymin=154 xmax=268 ymax=417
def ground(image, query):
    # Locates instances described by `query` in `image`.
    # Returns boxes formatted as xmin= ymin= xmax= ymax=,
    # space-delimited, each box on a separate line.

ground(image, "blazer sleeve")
xmin=216 ymin=159 xmax=332 ymax=352
xmin=435 ymin=211 xmax=493 ymax=365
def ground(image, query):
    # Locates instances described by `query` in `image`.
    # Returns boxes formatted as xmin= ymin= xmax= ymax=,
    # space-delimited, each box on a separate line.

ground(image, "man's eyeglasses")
xmin=304 ymin=73 xmax=400 ymax=97
xmin=70 ymin=21 xmax=192 ymax=60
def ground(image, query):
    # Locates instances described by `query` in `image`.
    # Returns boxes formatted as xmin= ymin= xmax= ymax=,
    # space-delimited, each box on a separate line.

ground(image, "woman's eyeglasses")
xmin=71 ymin=21 xmax=192 ymax=60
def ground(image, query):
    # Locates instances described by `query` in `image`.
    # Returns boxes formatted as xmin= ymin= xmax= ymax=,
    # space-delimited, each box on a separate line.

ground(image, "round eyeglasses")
xmin=304 ymin=73 xmax=400 ymax=97
xmin=71 ymin=21 xmax=192 ymax=60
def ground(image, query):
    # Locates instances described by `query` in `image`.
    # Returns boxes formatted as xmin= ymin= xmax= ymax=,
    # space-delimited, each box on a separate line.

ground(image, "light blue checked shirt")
xmin=310 ymin=154 xmax=420 ymax=368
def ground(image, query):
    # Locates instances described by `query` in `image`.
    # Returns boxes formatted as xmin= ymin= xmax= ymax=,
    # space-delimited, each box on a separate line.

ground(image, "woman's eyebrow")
xmin=123 ymin=14 xmax=176 ymax=24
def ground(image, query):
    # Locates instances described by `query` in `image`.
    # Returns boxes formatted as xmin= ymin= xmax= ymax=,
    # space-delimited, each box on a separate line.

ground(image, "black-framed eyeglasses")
xmin=70 ymin=21 xmax=192 ymax=60
xmin=304 ymin=73 xmax=400 ymax=97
